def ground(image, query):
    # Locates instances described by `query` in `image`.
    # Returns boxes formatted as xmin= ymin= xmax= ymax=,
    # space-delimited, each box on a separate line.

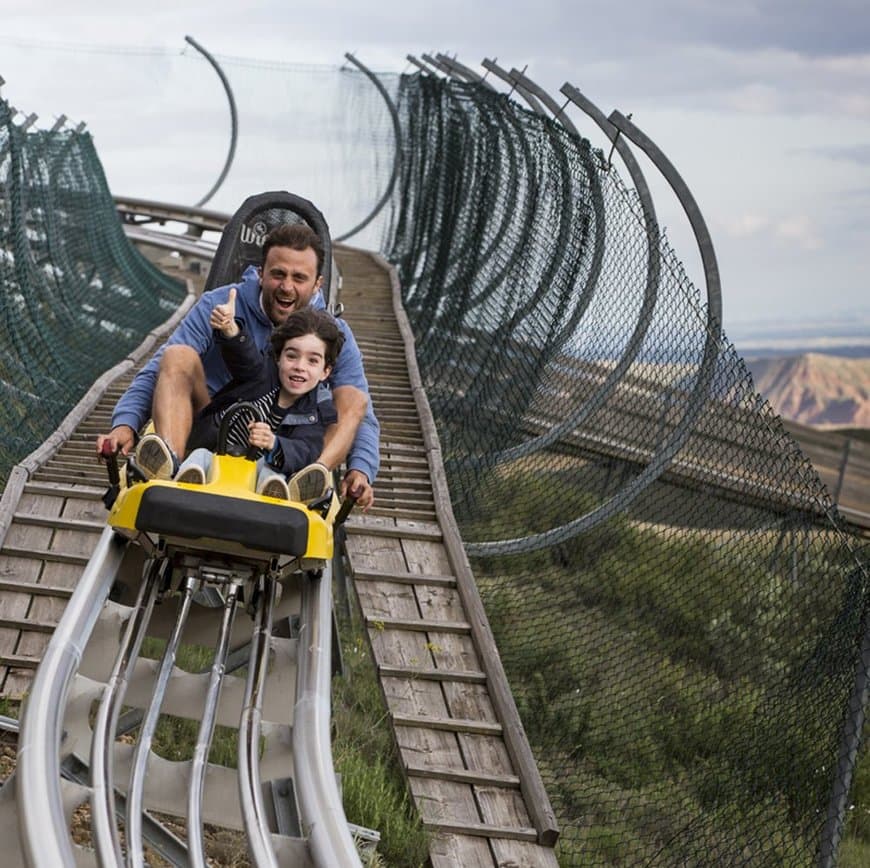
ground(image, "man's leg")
xmin=153 ymin=345 xmax=210 ymax=458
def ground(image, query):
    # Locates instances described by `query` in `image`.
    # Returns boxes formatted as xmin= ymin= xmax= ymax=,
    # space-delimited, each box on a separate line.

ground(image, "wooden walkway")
xmin=0 ymin=393 xmax=129 ymax=696
xmin=337 ymin=246 xmax=558 ymax=867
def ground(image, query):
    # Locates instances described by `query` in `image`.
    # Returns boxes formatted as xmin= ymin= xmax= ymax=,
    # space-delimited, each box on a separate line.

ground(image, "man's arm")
xmin=328 ymin=321 xmax=381 ymax=477
xmin=318 ymin=386 xmax=379 ymax=510
xmin=318 ymin=385 xmax=368 ymax=471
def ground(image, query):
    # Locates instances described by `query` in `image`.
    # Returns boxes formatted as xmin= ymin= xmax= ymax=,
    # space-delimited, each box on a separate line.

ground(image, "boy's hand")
xmin=247 ymin=420 xmax=275 ymax=452
xmin=210 ymin=287 xmax=239 ymax=337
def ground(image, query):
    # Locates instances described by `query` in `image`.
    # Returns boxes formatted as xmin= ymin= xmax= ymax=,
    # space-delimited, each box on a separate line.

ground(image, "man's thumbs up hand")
xmin=210 ymin=287 xmax=239 ymax=337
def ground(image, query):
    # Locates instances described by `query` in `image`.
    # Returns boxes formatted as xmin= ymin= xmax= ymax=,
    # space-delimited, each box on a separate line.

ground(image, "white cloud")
xmin=723 ymin=82 xmax=782 ymax=115
xmin=724 ymin=214 xmax=770 ymax=237
xmin=722 ymin=212 xmax=822 ymax=250
xmin=775 ymin=215 xmax=823 ymax=250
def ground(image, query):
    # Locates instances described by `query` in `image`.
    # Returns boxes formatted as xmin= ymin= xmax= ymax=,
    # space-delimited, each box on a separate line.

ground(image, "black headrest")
xmin=205 ymin=191 xmax=332 ymax=294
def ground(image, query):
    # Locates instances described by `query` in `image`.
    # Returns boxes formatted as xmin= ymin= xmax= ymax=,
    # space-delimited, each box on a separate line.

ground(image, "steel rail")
xmin=293 ymin=565 xmax=363 ymax=867
xmin=91 ymin=557 xmax=164 ymax=867
xmin=188 ymin=580 xmax=243 ymax=868
xmin=126 ymin=575 xmax=198 ymax=868
xmin=115 ymin=194 xmax=231 ymax=230
xmin=238 ymin=574 xmax=279 ymax=867
xmin=17 ymin=527 xmax=128 ymax=868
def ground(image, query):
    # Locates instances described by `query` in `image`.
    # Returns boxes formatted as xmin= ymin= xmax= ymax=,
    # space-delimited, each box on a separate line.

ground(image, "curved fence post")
xmin=184 ymin=35 xmax=238 ymax=209
xmin=334 ymin=54 xmax=403 ymax=244
xmin=17 ymin=529 xmax=128 ymax=868
xmin=435 ymin=53 xmax=497 ymax=90
xmin=608 ymin=110 xmax=722 ymax=327
xmin=819 ymin=600 xmax=870 ymax=866
xmin=466 ymin=109 xmax=723 ymax=556
xmin=481 ymin=58 xmax=549 ymax=118
xmin=421 ymin=52 xmax=454 ymax=76
xmin=477 ymin=82 xmax=662 ymax=469
xmin=405 ymin=54 xmax=433 ymax=75
xmin=409 ymin=54 xmax=444 ymax=76
xmin=508 ymin=68 xmax=580 ymax=137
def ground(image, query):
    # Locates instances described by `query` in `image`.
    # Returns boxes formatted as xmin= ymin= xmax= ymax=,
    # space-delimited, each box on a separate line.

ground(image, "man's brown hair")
xmin=261 ymin=224 xmax=325 ymax=277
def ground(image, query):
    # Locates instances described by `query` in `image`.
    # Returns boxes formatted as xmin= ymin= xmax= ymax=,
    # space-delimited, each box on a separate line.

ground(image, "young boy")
xmin=169 ymin=305 xmax=344 ymax=501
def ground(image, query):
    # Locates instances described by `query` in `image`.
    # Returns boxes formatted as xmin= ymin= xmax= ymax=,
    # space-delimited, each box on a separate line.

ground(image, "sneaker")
xmin=287 ymin=463 xmax=331 ymax=503
xmin=175 ymin=464 xmax=206 ymax=485
xmin=136 ymin=433 xmax=179 ymax=481
xmin=257 ymin=473 xmax=290 ymax=501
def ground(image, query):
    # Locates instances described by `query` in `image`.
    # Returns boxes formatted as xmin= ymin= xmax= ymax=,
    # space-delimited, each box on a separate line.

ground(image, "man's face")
xmin=259 ymin=245 xmax=322 ymax=325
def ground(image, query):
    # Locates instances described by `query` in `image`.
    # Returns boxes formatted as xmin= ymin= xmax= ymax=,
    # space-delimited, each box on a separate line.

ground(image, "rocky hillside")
xmin=746 ymin=353 xmax=870 ymax=428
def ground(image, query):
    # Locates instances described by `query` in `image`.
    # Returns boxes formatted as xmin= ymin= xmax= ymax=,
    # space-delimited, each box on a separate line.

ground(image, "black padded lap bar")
xmin=135 ymin=487 xmax=310 ymax=555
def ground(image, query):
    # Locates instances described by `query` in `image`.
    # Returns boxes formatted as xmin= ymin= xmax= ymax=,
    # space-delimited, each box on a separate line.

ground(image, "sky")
xmin=2 ymin=0 xmax=869 ymax=344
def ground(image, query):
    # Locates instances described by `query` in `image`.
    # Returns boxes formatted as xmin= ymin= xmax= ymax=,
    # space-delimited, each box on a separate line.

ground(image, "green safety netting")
xmin=383 ymin=72 xmax=869 ymax=865
xmin=0 ymin=97 xmax=186 ymax=485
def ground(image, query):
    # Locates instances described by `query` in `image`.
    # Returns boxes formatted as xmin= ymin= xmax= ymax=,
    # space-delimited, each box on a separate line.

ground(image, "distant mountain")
xmin=746 ymin=353 xmax=870 ymax=428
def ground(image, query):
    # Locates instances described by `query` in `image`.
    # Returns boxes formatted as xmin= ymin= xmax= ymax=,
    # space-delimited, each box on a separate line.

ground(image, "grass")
xmin=0 ymin=696 xmax=21 ymax=720
xmin=138 ymin=637 xmax=241 ymax=767
xmin=460 ymin=460 xmax=869 ymax=864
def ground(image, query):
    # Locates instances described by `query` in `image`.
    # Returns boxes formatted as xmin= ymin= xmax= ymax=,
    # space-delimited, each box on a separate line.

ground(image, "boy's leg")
xmin=287 ymin=463 xmax=331 ymax=502
xmin=176 ymin=448 xmax=213 ymax=485
xmin=256 ymin=460 xmax=290 ymax=500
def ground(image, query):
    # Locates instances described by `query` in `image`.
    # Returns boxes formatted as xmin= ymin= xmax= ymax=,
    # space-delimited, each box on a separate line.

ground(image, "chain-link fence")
xmin=0 ymin=97 xmax=186 ymax=487
xmin=384 ymin=72 xmax=870 ymax=865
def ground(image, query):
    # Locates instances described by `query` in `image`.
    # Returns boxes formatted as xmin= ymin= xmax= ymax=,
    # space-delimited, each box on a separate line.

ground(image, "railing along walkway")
xmin=336 ymin=245 xmax=559 ymax=867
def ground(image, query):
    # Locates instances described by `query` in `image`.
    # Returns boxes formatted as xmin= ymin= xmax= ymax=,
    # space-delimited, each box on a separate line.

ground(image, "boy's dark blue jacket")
xmin=199 ymin=321 xmax=338 ymax=475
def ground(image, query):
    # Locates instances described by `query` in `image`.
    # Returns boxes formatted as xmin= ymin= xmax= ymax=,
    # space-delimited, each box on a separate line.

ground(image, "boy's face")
xmin=277 ymin=333 xmax=330 ymax=399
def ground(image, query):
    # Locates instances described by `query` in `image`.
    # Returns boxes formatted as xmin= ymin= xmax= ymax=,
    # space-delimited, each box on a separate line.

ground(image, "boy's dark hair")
xmin=261 ymin=224 xmax=325 ymax=277
xmin=270 ymin=308 xmax=344 ymax=370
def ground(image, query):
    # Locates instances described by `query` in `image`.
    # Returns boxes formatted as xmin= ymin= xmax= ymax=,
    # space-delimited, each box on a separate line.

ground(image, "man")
xmin=96 ymin=224 xmax=377 ymax=508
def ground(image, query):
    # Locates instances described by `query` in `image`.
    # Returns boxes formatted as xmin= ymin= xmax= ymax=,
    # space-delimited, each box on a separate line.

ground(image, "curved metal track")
xmin=3 ymin=222 xmax=362 ymax=868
